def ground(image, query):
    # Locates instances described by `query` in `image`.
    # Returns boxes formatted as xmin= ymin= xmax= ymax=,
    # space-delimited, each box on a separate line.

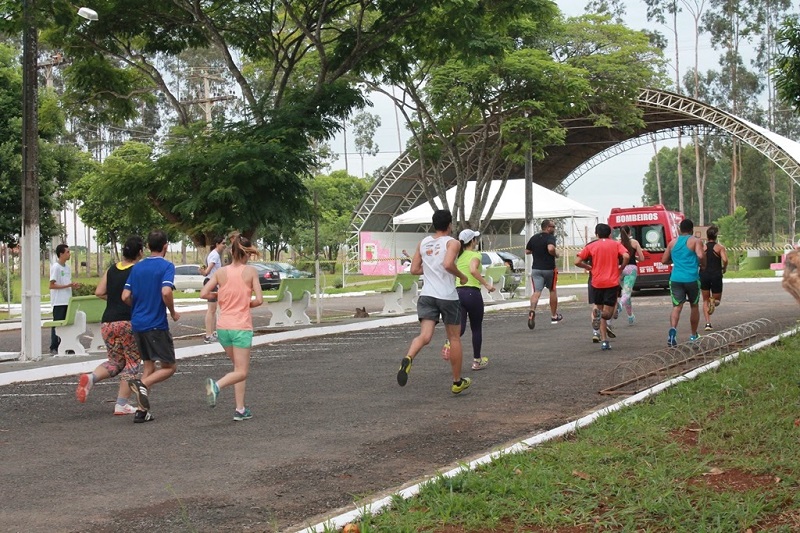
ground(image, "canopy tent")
xmin=392 ymin=179 xmax=598 ymax=232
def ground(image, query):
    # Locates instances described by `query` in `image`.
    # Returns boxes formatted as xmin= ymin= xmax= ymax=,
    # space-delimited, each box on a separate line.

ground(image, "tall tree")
xmin=351 ymin=111 xmax=381 ymax=179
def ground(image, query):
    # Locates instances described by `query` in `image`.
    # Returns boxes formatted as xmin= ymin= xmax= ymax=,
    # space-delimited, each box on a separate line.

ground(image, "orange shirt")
xmin=578 ymin=239 xmax=628 ymax=289
xmin=217 ymin=264 xmax=253 ymax=331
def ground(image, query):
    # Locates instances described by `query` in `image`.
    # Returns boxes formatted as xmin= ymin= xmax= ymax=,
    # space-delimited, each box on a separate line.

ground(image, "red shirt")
xmin=578 ymin=239 xmax=628 ymax=289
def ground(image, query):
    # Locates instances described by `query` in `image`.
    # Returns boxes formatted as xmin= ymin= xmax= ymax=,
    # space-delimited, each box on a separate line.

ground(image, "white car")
xmin=480 ymin=252 xmax=506 ymax=270
xmin=497 ymin=251 xmax=525 ymax=272
xmin=173 ymin=264 xmax=204 ymax=291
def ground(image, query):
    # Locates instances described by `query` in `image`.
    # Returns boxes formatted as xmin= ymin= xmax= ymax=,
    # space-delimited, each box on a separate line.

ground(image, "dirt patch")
xmin=688 ymin=468 xmax=778 ymax=493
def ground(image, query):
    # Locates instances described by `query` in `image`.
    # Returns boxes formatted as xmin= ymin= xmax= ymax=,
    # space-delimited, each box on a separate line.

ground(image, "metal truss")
xmin=560 ymin=124 xmax=720 ymax=191
xmin=345 ymin=88 xmax=800 ymax=273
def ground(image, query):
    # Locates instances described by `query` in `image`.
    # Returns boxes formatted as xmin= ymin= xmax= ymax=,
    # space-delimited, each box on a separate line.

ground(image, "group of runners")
xmin=69 ymin=230 xmax=263 ymax=422
xmin=396 ymin=210 xmax=729 ymax=392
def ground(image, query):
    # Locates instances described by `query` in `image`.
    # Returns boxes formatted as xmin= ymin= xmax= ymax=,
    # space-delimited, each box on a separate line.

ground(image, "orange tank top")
xmin=217 ymin=264 xmax=253 ymax=331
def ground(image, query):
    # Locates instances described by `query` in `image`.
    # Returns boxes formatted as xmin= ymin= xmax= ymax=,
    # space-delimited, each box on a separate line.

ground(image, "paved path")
xmin=0 ymin=279 xmax=796 ymax=532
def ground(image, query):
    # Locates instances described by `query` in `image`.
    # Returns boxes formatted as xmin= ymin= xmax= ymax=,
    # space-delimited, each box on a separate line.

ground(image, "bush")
xmin=0 ymin=267 xmax=12 ymax=303
xmin=73 ymin=284 xmax=98 ymax=296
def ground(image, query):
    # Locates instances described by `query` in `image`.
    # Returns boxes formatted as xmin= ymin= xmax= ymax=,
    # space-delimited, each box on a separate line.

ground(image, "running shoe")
xmin=128 ymin=379 xmax=150 ymax=410
xmin=205 ymin=378 xmax=219 ymax=408
xmin=705 ymin=323 xmax=713 ymax=331
xmin=613 ymin=303 xmax=620 ymax=320
xmin=397 ymin=356 xmax=412 ymax=387
xmin=133 ymin=410 xmax=154 ymax=423
xmin=606 ymin=326 xmax=616 ymax=339
xmin=527 ymin=310 xmax=536 ymax=330
xmin=471 ymin=357 xmax=489 ymax=371
xmin=233 ymin=407 xmax=253 ymax=421
xmin=451 ymin=377 xmax=472 ymax=394
xmin=592 ymin=331 xmax=600 ymax=343
xmin=668 ymin=327 xmax=678 ymax=347
xmin=708 ymin=299 xmax=715 ymax=316
xmin=628 ymin=314 xmax=636 ymax=326
xmin=591 ymin=308 xmax=601 ymax=331
xmin=76 ymin=373 xmax=93 ymax=403
xmin=203 ymin=335 xmax=215 ymax=344
xmin=601 ymin=341 xmax=611 ymax=351
xmin=689 ymin=333 xmax=700 ymax=342
xmin=441 ymin=340 xmax=451 ymax=361
xmin=550 ymin=313 xmax=563 ymax=324
xmin=114 ymin=403 xmax=137 ymax=416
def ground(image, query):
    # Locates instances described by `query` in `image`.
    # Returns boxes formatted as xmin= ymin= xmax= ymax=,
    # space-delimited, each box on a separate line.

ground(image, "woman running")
xmin=442 ymin=229 xmax=495 ymax=370
xmin=201 ymin=233 xmax=263 ymax=421
xmin=76 ymin=235 xmax=145 ymax=415
xmin=618 ymin=225 xmax=645 ymax=325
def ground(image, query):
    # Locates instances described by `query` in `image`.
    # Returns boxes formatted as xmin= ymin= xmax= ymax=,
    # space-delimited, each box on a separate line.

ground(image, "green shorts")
xmin=217 ymin=329 xmax=253 ymax=349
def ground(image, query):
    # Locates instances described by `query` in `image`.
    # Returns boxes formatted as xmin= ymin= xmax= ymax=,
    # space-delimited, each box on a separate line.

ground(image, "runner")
xmin=525 ymin=219 xmax=561 ymax=330
xmin=202 ymin=233 xmax=263 ymax=421
xmin=701 ymin=225 xmax=728 ymax=331
xmin=122 ymin=230 xmax=181 ymax=423
xmin=396 ymin=209 xmax=471 ymax=394
xmin=75 ymin=236 xmax=145 ymax=415
xmin=201 ymin=237 xmax=226 ymax=343
xmin=617 ymin=225 xmax=645 ymax=325
xmin=575 ymin=224 xmax=629 ymax=351
xmin=662 ymin=219 xmax=706 ymax=346
xmin=48 ymin=244 xmax=80 ymax=355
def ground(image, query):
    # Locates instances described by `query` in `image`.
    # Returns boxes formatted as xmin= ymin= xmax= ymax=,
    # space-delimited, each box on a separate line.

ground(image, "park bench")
xmin=379 ymin=273 xmax=420 ymax=315
xmin=265 ymin=278 xmax=317 ymax=327
xmin=481 ymin=266 xmax=508 ymax=303
xmin=42 ymin=295 xmax=106 ymax=356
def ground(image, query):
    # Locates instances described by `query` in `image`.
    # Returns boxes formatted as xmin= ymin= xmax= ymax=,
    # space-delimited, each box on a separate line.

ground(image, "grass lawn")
xmin=346 ymin=334 xmax=800 ymax=532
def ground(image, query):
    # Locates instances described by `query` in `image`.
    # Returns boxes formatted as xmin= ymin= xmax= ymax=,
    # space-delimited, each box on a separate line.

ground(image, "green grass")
xmin=346 ymin=335 xmax=800 ymax=532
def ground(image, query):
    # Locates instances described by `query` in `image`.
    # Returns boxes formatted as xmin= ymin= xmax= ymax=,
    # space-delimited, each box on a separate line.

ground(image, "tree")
xmin=714 ymin=205 xmax=748 ymax=248
xmin=775 ymin=15 xmax=800 ymax=112
xmin=351 ymin=111 xmax=381 ymax=179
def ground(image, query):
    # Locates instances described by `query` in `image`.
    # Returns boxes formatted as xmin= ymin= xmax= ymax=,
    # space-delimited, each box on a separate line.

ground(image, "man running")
xmin=525 ymin=219 xmax=561 ymax=329
xmin=396 ymin=209 xmax=471 ymax=395
xmin=575 ymin=223 xmax=629 ymax=351
xmin=701 ymin=225 xmax=728 ymax=331
xmin=662 ymin=219 xmax=706 ymax=346
xmin=122 ymin=230 xmax=181 ymax=423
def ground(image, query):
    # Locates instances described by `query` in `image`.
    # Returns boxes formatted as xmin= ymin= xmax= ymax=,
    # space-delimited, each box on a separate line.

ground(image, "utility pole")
xmin=180 ymin=68 xmax=234 ymax=125
xmin=21 ymin=0 xmax=41 ymax=361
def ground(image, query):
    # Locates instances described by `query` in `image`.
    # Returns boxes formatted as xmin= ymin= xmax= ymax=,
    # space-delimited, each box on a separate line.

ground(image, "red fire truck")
xmin=608 ymin=205 xmax=684 ymax=290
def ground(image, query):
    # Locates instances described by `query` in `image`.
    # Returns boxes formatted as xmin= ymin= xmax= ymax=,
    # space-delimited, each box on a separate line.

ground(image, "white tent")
xmin=392 ymin=180 xmax=598 ymax=225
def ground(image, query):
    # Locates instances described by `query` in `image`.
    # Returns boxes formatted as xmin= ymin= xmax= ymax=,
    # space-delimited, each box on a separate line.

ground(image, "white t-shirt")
xmin=49 ymin=261 xmax=72 ymax=306
xmin=205 ymin=249 xmax=222 ymax=279
xmin=419 ymin=235 xmax=458 ymax=301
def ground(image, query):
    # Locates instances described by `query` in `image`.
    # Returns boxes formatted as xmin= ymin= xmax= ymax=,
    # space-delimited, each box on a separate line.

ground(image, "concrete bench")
xmin=379 ymin=273 xmax=420 ymax=315
xmin=481 ymin=266 xmax=507 ymax=303
xmin=265 ymin=278 xmax=317 ymax=327
xmin=42 ymin=295 xmax=106 ymax=356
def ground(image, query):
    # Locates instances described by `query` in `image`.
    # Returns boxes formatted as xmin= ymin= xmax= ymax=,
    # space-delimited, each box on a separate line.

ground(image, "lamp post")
xmin=20 ymin=4 xmax=97 ymax=361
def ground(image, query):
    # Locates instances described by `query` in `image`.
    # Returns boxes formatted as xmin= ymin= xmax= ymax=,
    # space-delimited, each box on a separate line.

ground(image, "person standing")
xmin=202 ymin=237 xmax=226 ymax=343
xmin=701 ymin=225 xmax=728 ymax=331
xmin=122 ymin=230 xmax=181 ymax=423
xmin=76 ymin=236 xmax=145 ymax=415
xmin=617 ymin=225 xmax=645 ymax=325
xmin=662 ymin=219 xmax=706 ymax=346
xmin=447 ymin=228 xmax=494 ymax=371
xmin=525 ymin=219 xmax=561 ymax=330
xmin=49 ymin=244 xmax=80 ymax=355
xmin=202 ymin=234 xmax=263 ymax=421
xmin=575 ymin=224 xmax=629 ymax=351
xmin=396 ymin=209 xmax=472 ymax=394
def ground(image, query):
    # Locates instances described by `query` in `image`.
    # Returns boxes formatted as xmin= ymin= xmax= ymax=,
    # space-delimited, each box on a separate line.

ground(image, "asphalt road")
xmin=0 ymin=280 xmax=796 ymax=533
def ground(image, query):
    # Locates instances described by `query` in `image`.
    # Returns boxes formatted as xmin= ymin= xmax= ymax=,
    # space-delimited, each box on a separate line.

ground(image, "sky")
xmin=327 ymin=0 xmax=729 ymax=224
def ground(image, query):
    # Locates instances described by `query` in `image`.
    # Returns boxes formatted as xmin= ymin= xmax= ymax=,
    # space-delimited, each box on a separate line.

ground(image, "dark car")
xmin=251 ymin=262 xmax=282 ymax=290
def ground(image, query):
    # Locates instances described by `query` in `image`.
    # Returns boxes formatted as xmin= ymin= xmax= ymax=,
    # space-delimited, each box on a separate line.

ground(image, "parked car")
xmin=497 ymin=251 xmax=525 ymax=272
xmin=275 ymin=262 xmax=314 ymax=279
xmin=251 ymin=262 xmax=283 ymax=290
xmin=173 ymin=264 xmax=204 ymax=291
xmin=480 ymin=252 xmax=506 ymax=270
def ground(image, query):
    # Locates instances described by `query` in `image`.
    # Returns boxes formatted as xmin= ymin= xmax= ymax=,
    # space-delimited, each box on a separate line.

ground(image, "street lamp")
xmin=20 ymin=3 xmax=96 ymax=361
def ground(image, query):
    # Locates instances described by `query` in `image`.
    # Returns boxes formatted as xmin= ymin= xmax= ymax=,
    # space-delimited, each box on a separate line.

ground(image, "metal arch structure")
xmin=346 ymin=88 xmax=800 ymax=272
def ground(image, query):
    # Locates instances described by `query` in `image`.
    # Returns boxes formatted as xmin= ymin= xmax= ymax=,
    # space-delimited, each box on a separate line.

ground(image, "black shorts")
xmin=592 ymin=286 xmax=620 ymax=308
xmin=416 ymin=296 xmax=461 ymax=326
xmin=203 ymin=277 xmax=218 ymax=303
xmin=670 ymin=280 xmax=701 ymax=306
xmin=133 ymin=329 xmax=176 ymax=364
xmin=700 ymin=272 xmax=723 ymax=294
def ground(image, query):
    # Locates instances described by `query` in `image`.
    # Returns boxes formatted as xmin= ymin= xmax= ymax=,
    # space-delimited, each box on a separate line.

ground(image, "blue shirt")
xmin=125 ymin=256 xmax=176 ymax=332
xmin=669 ymin=235 xmax=700 ymax=283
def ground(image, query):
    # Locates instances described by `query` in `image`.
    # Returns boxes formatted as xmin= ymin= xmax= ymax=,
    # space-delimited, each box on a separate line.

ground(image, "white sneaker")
xmin=114 ymin=403 xmax=137 ymax=416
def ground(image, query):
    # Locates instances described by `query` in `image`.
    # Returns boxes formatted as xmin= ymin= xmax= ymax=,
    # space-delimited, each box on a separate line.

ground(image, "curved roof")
xmin=348 ymin=88 xmax=800 ymax=261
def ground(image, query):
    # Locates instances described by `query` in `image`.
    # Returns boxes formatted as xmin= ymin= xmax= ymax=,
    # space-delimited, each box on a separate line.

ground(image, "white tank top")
xmin=419 ymin=235 xmax=458 ymax=301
